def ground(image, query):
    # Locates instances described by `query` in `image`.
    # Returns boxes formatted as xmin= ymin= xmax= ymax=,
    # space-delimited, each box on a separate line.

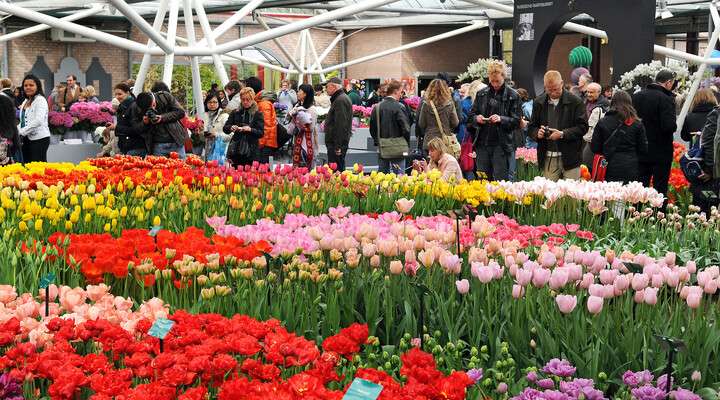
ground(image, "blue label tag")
xmin=343 ymin=378 xmax=383 ymax=400
xmin=148 ymin=226 xmax=162 ymax=237
xmin=39 ymin=272 xmax=56 ymax=289
xmin=148 ymin=318 xmax=175 ymax=339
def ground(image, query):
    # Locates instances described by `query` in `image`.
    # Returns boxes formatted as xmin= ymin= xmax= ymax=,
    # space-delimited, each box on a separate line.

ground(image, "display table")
xmin=47 ymin=143 xmax=102 ymax=164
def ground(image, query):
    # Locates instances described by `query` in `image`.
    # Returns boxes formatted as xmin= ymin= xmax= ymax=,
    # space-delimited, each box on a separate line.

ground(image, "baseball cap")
xmin=655 ymin=69 xmax=676 ymax=83
xmin=322 ymin=77 xmax=343 ymax=86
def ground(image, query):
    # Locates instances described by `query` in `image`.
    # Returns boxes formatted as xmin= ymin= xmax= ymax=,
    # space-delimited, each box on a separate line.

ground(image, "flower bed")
xmin=48 ymin=102 xmax=115 ymax=137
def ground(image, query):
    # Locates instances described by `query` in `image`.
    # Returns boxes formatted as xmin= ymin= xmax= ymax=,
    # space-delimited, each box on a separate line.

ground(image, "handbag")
xmin=429 ymin=100 xmax=461 ymax=159
xmin=680 ymin=132 xmax=704 ymax=184
xmin=376 ymin=102 xmax=409 ymax=159
xmin=226 ymin=135 xmax=252 ymax=160
xmin=459 ymin=132 xmax=476 ymax=172
xmin=591 ymin=124 xmax=623 ymax=182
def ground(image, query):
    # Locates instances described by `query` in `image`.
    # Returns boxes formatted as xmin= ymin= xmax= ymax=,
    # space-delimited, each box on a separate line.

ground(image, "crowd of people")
xmin=0 ymin=63 xmax=718 ymax=212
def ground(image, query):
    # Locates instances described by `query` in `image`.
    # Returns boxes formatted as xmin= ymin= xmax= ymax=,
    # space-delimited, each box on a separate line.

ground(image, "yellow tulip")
xmin=120 ymin=206 xmax=128 ymax=217
xmin=34 ymin=218 xmax=44 ymax=231
xmin=65 ymin=221 xmax=73 ymax=231
xmin=103 ymin=223 xmax=110 ymax=232
xmin=18 ymin=221 xmax=28 ymax=232
xmin=153 ymin=216 xmax=161 ymax=227
xmin=84 ymin=214 xmax=92 ymax=223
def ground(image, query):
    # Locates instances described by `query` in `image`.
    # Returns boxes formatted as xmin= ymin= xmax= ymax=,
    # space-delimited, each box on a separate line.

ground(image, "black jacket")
xmin=115 ymin=97 xmax=146 ymax=152
xmin=591 ymin=111 xmax=648 ymax=184
xmin=325 ymin=90 xmax=353 ymax=148
xmin=698 ymin=107 xmax=719 ymax=176
xmin=528 ymin=90 xmax=588 ymax=170
xmin=134 ymin=91 xmax=187 ymax=146
xmin=467 ymin=84 xmax=521 ymax=153
xmin=681 ymin=102 xmax=714 ymax=142
xmin=223 ymin=104 xmax=265 ymax=149
xmin=632 ymin=84 xmax=677 ymax=163
xmin=369 ymin=97 xmax=411 ymax=147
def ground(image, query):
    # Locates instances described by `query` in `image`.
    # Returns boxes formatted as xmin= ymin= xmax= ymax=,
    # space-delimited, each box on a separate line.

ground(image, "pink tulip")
xmin=677 ymin=267 xmax=691 ymax=283
xmin=540 ymin=251 xmax=557 ymax=268
xmin=404 ymin=250 xmax=416 ymax=264
xmin=698 ymin=271 xmax=711 ymax=287
xmin=687 ymin=293 xmax=702 ymax=309
xmin=38 ymin=284 xmax=59 ymax=302
xmin=505 ymin=255 xmax=516 ymax=267
xmin=644 ymin=288 xmax=658 ymax=305
xmin=60 ymin=287 xmax=87 ymax=312
xmin=516 ymin=268 xmax=533 ymax=286
xmin=532 ymin=268 xmax=551 ymax=288
xmin=603 ymin=284 xmax=615 ymax=299
xmin=631 ymin=274 xmax=649 ymax=291
xmin=477 ymin=266 xmax=495 ymax=284
xmin=664 ymin=252 xmax=677 ymax=267
xmin=370 ymin=255 xmax=381 ymax=268
xmin=579 ymin=273 xmax=594 ymax=289
xmin=651 ymin=274 xmax=664 ymax=288
xmin=509 ymin=264 xmax=518 ymax=278
xmin=549 ymin=268 xmax=569 ymax=290
xmin=516 ymin=252 xmax=529 ymax=264
xmin=86 ymin=284 xmax=110 ymax=302
xmin=686 ymin=260 xmax=697 ymax=274
xmin=599 ymin=269 xmax=619 ymax=285
xmin=566 ymin=263 xmax=583 ymax=282
xmin=439 ymin=252 xmax=461 ymax=274
xmin=588 ymin=284 xmax=604 ymax=298
xmin=587 ymin=295 xmax=604 ymax=314
xmin=418 ymin=250 xmax=435 ymax=268
xmin=512 ymin=284 xmax=525 ymax=299
xmin=703 ymin=279 xmax=718 ymax=295
xmin=389 ymin=260 xmax=403 ymax=275
xmin=634 ymin=289 xmax=645 ymax=304
xmin=613 ymin=275 xmax=630 ymax=292
xmin=456 ymin=279 xmax=470 ymax=294
xmin=665 ymin=270 xmax=680 ymax=288
xmin=555 ymin=294 xmax=577 ymax=314
xmin=591 ymin=255 xmax=607 ymax=273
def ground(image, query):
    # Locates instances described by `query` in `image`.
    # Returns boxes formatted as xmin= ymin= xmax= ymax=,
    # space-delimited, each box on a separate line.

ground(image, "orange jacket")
xmin=256 ymin=92 xmax=278 ymax=148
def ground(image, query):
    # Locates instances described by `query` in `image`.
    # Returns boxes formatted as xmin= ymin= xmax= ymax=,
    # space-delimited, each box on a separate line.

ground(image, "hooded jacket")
xmin=255 ymin=91 xmax=278 ymax=149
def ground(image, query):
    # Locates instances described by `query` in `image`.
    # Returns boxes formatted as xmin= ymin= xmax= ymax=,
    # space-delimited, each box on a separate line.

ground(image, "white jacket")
xmin=19 ymin=96 xmax=51 ymax=141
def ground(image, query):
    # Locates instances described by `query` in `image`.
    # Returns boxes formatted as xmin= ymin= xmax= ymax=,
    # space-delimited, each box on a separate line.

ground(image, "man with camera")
xmin=528 ymin=70 xmax=588 ymax=181
xmin=134 ymin=82 xmax=187 ymax=158
xmin=467 ymin=60 xmax=521 ymax=181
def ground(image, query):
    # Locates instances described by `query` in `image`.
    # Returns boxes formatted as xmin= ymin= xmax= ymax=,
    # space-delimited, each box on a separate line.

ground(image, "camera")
xmin=145 ymin=108 xmax=158 ymax=121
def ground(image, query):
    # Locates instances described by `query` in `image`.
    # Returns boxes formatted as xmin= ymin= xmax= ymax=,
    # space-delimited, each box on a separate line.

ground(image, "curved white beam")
xmin=308 ymin=32 xmax=343 ymax=73
xmin=108 ymin=0 xmax=174 ymax=53
xmin=0 ymin=5 xmax=105 ymax=43
xmin=0 ymin=1 xmax=149 ymax=53
xmin=162 ymin=0 xmax=179 ymax=86
xmin=256 ymin=15 xmax=304 ymax=72
xmin=134 ymin=0 xmax=169 ymax=95
xmin=183 ymin=0 xmax=205 ymax=116
xmin=194 ymin=0 xmax=229 ymax=85
xmin=204 ymin=0 xmax=265 ymax=44
xmin=207 ymin=0 xmax=403 ymax=56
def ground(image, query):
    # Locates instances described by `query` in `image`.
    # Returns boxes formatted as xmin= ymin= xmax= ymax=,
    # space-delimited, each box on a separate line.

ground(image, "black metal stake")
xmin=159 ymin=338 xmax=164 ymax=353
xmin=418 ymin=292 xmax=425 ymax=345
xmin=45 ymin=286 xmax=49 ymax=317
xmin=266 ymin=258 xmax=271 ymax=310
xmin=665 ymin=350 xmax=675 ymax=396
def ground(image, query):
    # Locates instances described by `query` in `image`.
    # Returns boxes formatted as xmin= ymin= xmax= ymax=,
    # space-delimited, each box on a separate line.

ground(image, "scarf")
xmin=292 ymin=124 xmax=313 ymax=168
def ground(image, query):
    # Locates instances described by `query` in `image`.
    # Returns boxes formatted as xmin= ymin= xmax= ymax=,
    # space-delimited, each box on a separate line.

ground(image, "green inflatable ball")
xmin=569 ymin=46 xmax=593 ymax=67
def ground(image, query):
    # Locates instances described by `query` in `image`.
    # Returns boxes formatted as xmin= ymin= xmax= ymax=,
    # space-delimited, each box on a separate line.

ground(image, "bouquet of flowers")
xmin=181 ymin=116 xmax=206 ymax=147
xmin=403 ymin=96 xmax=421 ymax=110
xmin=457 ymin=58 xmax=495 ymax=82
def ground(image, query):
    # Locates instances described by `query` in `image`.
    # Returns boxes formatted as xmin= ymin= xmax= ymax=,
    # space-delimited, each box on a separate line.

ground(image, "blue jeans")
xmin=153 ymin=142 xmax=186 ymax=159
xmin=525 ymin=136 xmax=538 ymax=148
xmin=125 ymin=148 xmax=147 ymax=157
xmin=378 ymin=157 xmax=405 ymax=175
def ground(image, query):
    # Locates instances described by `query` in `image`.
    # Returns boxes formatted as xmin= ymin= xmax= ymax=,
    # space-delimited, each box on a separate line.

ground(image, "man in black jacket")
xmin=134 ymin=83 xmax=187 ymax=158
xmin=528 ymin=70 xmax=588 ymax=181
xmin=324 ymin=77 xmax=352 ymax=171
xmin=689 ymin=107 xmax=720 ymax=214
xmin=467 ymin=61 xmax=520 ymax=181
xmin=370 ymin=80 xmax=411 ymax=175
xmin=633 ymin=70 xmax=677 ymax=201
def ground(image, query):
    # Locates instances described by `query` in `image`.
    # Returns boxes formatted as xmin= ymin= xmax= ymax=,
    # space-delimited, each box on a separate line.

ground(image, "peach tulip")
xmin=512 ymin=284 xmax=525 ymax=299
xmin=389 ymin=260 xmax=403 ymax=275
xmin=395 ymin=198 xmax=415 ymax=214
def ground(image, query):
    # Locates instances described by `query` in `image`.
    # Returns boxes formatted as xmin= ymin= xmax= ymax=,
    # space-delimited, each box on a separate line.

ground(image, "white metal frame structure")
xmin=0 ymin=0 xmax=718 ymax=120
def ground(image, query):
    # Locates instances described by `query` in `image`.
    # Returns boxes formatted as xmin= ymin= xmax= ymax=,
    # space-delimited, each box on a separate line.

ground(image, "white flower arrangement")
xmin=616 ymin=60 xmax=690 ymax=95
xmin=457 ymin=58 xmax=495 ymax=82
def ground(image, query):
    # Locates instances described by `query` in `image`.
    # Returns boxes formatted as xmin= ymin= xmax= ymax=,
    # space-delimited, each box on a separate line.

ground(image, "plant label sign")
xmin=148 ymin=226 xmax=163 ymax=237
xmin=148 ymin=318 xmax=175 ymax=340
xmin=39 ymin=272 xmax=56 ymax=289
xmin=343 ymin=378 xmax=383 ymax=400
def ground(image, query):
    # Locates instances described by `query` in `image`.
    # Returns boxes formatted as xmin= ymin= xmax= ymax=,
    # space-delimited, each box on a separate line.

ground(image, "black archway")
xmin=512 ymin=0 xmax=655 ymax=96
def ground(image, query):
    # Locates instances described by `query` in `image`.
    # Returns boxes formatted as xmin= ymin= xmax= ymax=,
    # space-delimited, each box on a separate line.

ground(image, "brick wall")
xmin=6 ymin=21 xmax=130 ymax=98
xmin=346 ymin=28 xmax=403 ymax=79
xmin=401 ymin=26 xmax=489 ymax=78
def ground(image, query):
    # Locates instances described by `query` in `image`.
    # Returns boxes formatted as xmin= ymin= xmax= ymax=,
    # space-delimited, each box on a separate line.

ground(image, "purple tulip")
xmin=0 ymin=373 xmax=23 ymax=400
xmin=669 ymin=388 xmax=702 ymax=400
xmin=537 ymin=378 xmax=555 ymax=390
xmin=512 ymin=388 xmax=543 ymax=400
xmin=631 ymin=385 xmax=666 ymax=400
xmin=539 ymin=390 xmax=570 ymax=400
xmin=527 ymin=371 xmax=538 ymax=382
xmin=622 ymin=370 xmax=654 ymax=388
xmin=542 ymin=358 xmax=577 ymax=378
xmin=467 ymin=368 xmax=483 ymax=383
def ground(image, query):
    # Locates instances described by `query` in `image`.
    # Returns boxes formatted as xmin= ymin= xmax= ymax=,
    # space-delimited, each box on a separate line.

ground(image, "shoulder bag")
xmin=591 ymin=123 xmax=623 ymax=182
xmin=376 ymin=102 xmax=409 ymax=160
xmin=429 ymin=100 xmax=461 ymax=159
